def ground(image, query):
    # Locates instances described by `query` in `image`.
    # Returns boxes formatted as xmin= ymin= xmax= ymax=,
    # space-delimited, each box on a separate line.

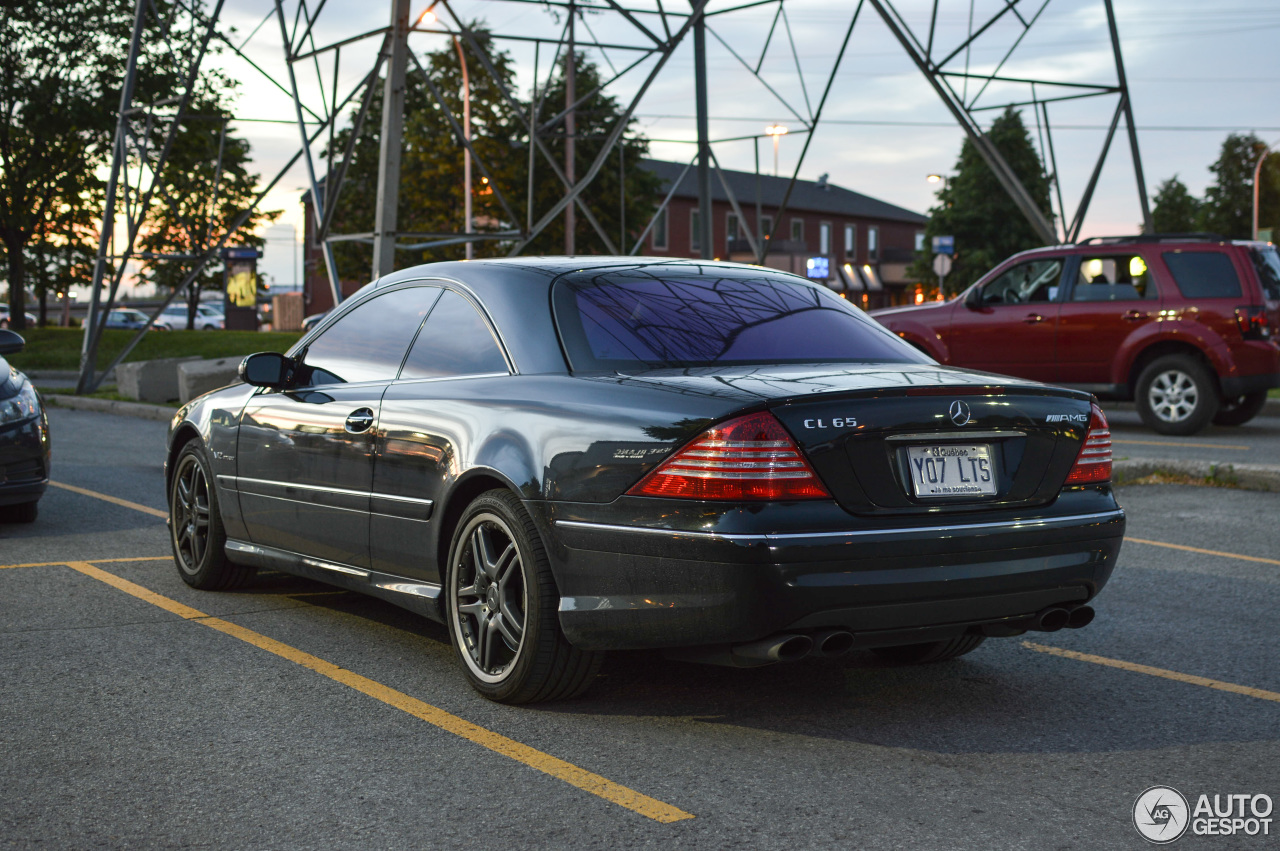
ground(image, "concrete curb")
xmin=1113 ymin=458 xmax=1280 ymax=492
xmin=43 ymin=393 xmax=177 ymax=423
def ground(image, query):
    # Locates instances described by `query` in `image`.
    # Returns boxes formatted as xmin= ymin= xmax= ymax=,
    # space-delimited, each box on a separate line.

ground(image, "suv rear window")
xmin=1250 ymin=247 xmax=1280 ymax=301
xmin=553 ymin=268 xmax=926 ymax=371
xmin=1162 ymin=251 xmax=1242 ymax=299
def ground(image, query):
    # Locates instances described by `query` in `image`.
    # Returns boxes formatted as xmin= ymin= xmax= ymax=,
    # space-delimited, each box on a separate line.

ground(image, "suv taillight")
xmin=627 ymin=411 xmax=830 ymax=501
xmin=1235 ymin=305 xmax=1271 ymax=340
xmin=1064 ymin=403 xmax=1111 ymax=485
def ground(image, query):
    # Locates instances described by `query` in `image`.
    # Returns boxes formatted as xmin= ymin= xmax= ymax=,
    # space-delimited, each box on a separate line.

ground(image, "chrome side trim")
xmin=372 ymin=579 xmax=442 ymax=600
xmin=231 ymin=476 xmax=433 ymax=520
xmin=225 ymin=540 xmax=369 ymax=578
xmin=885 ymin=430 xmax=1026 ymax=442
xmin=553 ymin=509 xmax=1125 ymax=544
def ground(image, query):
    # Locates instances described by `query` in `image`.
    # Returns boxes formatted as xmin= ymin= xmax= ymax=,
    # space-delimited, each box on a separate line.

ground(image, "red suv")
xmin=872 ymin=235 xmax=1280 ymax=435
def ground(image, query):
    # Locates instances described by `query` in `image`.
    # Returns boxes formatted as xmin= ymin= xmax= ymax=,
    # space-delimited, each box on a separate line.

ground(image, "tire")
xmin=168 ymin=441 xmax=255 ymax=590
xmin=446 ymin=490 xmax=603 ymax=704
xmin=1135 ymin=354 xmax=1219 ymax=436
xmin=870 ymin=634 xmax=986 ymax=665
xmin=1213 ymin=390 xmax=1268 ymax=426
xmin=2 ymin=501 xmax=39 ymax=523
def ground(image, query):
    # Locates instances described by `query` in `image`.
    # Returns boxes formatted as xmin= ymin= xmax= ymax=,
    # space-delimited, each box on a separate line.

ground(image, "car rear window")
xmin=553 ymin=267 xmax=926 ymax=371
xmin=1162 ymin=251 xmax=1242 ymax=299
xmin=1250 ymin=247 xmax=1280 ymax=301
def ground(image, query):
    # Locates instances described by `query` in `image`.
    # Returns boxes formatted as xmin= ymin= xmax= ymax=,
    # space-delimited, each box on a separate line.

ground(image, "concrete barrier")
xmin=178 ymin=357 xmax=243 ymax=403
xmin=116 ymin=356 xmax=201 ymax=403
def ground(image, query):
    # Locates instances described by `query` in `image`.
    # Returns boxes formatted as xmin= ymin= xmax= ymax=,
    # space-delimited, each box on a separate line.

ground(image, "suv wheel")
xmin=1213 ymin=390 xmax=1268 ymax=427
xmin=1135 ymin=354 xmax=1219 ymax=436
xmin=446 ymin=490 xmax=603 ymax=703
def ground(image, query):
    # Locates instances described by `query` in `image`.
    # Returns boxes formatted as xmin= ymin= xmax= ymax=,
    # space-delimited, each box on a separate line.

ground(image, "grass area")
xmin=41 ymin=385 xmax=182 ymax=409
xmin=5 ymin=327 xmax=302 ymax=372
xmin=1117 ymin=471 xmax=1240 ymax=489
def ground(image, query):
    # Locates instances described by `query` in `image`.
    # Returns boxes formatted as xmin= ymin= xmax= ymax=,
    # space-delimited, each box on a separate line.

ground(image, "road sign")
xmin=932 ymin=235 xmax=954 ymax=255
xmin=932 ymin=253 xmax=953 ymax=277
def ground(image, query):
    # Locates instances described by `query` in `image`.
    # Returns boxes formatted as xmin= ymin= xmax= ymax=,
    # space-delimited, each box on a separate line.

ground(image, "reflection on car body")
xmin=166 ymin=258 xmax=1125 ymax=704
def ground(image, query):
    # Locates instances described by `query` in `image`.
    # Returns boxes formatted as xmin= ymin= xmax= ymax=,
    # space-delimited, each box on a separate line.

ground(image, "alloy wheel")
xmin=451 ymin=514 xmax=527 ymax=683
xmin=1147 ymin=369 xmax=1199 ymax=423
xmin=171 ymin=455 xmax=211 ymax=574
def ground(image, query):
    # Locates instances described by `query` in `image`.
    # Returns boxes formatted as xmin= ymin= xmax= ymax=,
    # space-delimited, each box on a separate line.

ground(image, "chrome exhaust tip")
xmin=1066 ymin=605 xmax=1095 ymax=629
xmin=811 ymin=629 xmax=856 ymax=658
xmin=731 ymin=633 xmax=813 ymax=663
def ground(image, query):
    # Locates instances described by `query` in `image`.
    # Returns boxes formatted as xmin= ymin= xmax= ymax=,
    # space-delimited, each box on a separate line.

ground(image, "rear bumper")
xmin=537 ymin=498 xmax=1125 ymax=650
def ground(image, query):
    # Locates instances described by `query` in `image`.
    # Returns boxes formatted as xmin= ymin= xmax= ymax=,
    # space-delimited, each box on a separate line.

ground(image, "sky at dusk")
xmin=197 ymin=0 xmax=1280 ymax=291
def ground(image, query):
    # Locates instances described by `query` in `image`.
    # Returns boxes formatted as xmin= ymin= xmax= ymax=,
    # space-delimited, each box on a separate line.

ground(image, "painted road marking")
xmin=0 ymin=556 xmax=171 ymax=570
xmin=1128 ymin=537 xmax=1280 ymax=567
xmin=60 ymin=561 xmax=694 ymax=824
xmin=1024 ymin=641 xmax=1280 ymax=704
xmin=49 ymin=481 xmax=167 ymax=518
xmin=1112 ymin=438 xmax=1248 ymax=451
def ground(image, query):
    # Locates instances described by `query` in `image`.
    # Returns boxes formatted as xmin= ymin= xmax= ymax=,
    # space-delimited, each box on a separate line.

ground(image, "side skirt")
xmin=225 ymin=540 xmax=446 ymax=623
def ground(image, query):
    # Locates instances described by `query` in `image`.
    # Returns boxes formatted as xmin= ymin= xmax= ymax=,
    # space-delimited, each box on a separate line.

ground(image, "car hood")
xmin=597 ymin=362 xmax=1058 ymax=405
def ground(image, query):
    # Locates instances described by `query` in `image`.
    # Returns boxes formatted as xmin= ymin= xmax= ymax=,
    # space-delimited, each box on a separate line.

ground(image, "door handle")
xmin=1123 ymin=310 xmax=1148 ymax=322
xmin=1023 ymin=313 xmax=1044 ymax=324
xmin=344 ymin=407 xmax=375 ymax=434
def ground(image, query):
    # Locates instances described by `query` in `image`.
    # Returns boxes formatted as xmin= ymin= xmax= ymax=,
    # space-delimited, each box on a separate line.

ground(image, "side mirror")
xmin=0 ymin=329 xmax=24 ymax=355
xmin=239 ymin=352 xmax=293 ymax=388
xmin=963 ymin=287 xmax=982 ymax=309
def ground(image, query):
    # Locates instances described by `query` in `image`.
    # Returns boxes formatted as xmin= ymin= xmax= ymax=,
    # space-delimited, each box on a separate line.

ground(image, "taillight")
xmin=1235 ymin=305 xmax=1270 ymax=340
xmin=1064 ymin=403 xmax=1111 ymax=485
xmin=627 ymin=411 xmax=831 ymax=501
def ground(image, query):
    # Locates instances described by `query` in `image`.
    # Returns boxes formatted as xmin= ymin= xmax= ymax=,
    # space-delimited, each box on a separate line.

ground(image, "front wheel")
xmin=169 ymin=442 xmax=255 ymax=590
xmin=1213 ymin=390 xmax=1268 ymax=426
xmin=446 ymin=490 xmax=603 ymax=703
xmin=1135 ymin=354 xmax=1219 ymax=436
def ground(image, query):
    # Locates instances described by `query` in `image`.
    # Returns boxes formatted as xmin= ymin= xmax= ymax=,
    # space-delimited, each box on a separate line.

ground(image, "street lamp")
xmin=764 ymin=123 xmax=788 ymax=177
xmin=454 ymin=36 xmax=472 ymax=259
xmin=1254 ymin=146 xmax=1273 ymax=242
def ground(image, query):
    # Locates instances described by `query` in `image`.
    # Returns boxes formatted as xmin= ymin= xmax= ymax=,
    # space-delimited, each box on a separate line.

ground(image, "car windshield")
xmin=553 ymin=266 xmax=927 ymax=371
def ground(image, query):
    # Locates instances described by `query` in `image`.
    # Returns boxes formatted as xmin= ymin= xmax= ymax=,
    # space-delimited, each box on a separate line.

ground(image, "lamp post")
xmin=1254 ymin=147 xmax=1271 ymax=242
xmin=454 ymin=36 xmax=472 ymax=259
xmin=764 ymin=123 xmax=788 ymax=177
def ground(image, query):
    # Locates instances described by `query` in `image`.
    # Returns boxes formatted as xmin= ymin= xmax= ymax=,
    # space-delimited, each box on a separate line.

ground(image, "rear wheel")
xmin=446 ymin=490 xmax=603 ymax=703
xmin=1135 ymin=354 xmax=1218 ymax=436
xmin=169 ymin=442 xmax=255 ymax=590
xmin=870 ymin=634 xmax=986 ymax=665
xmin=1213 ymin=390 xmax=1268 ymax=426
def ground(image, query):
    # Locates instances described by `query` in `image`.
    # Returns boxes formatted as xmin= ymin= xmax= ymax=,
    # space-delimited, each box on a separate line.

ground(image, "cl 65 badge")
xmin=803 ymin=417 xmax=857 ymax=429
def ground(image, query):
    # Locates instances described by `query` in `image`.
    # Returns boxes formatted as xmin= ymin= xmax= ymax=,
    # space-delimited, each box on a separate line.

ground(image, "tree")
xmin=324 ymin=33 xmax=660 ymax=281
xmin=1198 ymin=133 xmax=1280 ymax=239
xmin=1150 ymin=176 xmax=1201 ymax=233
xmin=908 ymin=107 xmax=1053 ymax=295
xmin=137 ymin=83 xmax=280 ymax=328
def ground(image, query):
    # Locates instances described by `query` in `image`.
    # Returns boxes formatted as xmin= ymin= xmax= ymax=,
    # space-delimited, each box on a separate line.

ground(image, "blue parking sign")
xmin=932 ymin=235 xmax=954 ymax=255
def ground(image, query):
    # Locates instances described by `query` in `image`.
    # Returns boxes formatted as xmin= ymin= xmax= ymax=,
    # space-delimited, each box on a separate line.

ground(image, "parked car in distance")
xmin=153 ymin=303 xmax=226 ymax=331
xmin=873 ymin=234 xmax=1280 ymax=435
xmin=103 ymin=308 xmax=159 ymax=330
xmin=0 ymin=330 xmax=50 ymax=523
xmin=167 ymin=258 xmax=1124 ymax=704
xmin=0 ymin=303 xmax=37 ymax=329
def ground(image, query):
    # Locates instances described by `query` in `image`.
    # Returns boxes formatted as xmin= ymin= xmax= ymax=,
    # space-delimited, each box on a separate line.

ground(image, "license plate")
xmin=905 ymin=444 xmax=997 ymax=498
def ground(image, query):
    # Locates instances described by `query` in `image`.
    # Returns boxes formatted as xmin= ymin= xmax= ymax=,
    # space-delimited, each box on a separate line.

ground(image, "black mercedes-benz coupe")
xmin=0 ymin=330 xmax=50 ymax=523
xmin=165 ymin=258 xmax=1124 ymax=703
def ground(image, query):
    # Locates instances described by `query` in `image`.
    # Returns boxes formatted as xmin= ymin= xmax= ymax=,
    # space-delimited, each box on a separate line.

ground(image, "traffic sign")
xmin=932 ymin=253 xmax=953 ymax=277
xmin=932 ymin=235 xmax=954 ymax=255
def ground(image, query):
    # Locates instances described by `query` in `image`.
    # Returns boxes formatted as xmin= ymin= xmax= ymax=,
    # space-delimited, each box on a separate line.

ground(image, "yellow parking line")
xmin=1128 ymin=537 xmax=1280 ymax=567
xmin=49 ymin=481 xmax=167 ymax=519
xmin=1024 ymin=641 xmax=1280 ymax=704
xmin=1113 ymin=438 xmax=1248 ymax=450
xmin=0 ymin=556 xmax=171 ymax=570
xmin=62 ymin=561 xmax=694 ymax=824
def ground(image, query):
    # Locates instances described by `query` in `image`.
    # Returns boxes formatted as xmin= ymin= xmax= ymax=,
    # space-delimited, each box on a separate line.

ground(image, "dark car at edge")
xmin=165 ymin=258 xmax=1125 ymax=703
xmin=0 ymin=330 xmax=50 ymax=523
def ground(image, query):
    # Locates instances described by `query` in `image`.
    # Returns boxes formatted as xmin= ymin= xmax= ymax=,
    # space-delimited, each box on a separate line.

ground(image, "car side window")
xmin=980 ymin=259 xmax=1063 ymax=305
xmin=297 ymin=287 xmax=441 ymax=386
xmin=399 ymin=290 xmax=508 ymax=380
xmin=1071 ymin=254 xmax=1157 ymax=301
xmin=1162 ymin=250 xmax=1243 ymax=299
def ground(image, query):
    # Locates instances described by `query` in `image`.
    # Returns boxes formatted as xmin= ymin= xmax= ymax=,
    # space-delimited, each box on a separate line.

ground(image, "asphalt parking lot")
xmin=2 ymin=407 xmax=1278 ymax=849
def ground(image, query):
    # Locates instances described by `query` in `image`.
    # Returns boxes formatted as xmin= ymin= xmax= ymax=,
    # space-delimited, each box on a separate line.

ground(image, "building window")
xmin=690 ymin=209 xmax=701 ymax=252
xmin=844 ymin=223 xmax=855 ymax=256
xmin=791 ymin=218 xmax=804 ymax=244
xmin=819 ymin=222 xmax=831 ymax=255
xmin=727 ymin=213 xmax=740 ymax=253
xmin=652 ymin=206 xmax=669 ymax=251
xmin=759 ymin=215 xmax=773 ymax=243
xmin=914 ymin=231 xmax=925 ymax=252
xmin=868 ymin=225 xmax=879 ymax=260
